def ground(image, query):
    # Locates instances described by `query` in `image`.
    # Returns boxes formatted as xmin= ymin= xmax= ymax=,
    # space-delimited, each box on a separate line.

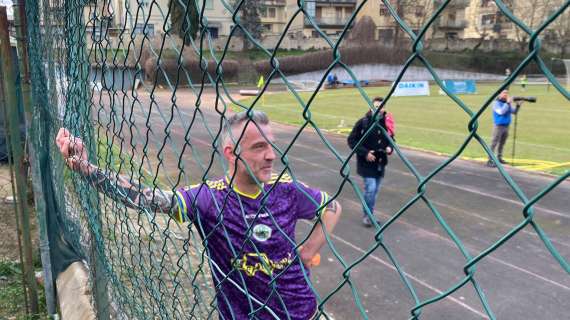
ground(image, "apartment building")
xmin=463 ymin=0 xmax=565 ymax=41
xmin=81 ymin=0 xmax=565 ymax=51
xmin=297 ymin=0 xmax=358 ymax=38
xmin=201 ymin=0 xmax=234 ymax=39
xmin=463 ymin=0 xmax=515 ymax=40
xmin=84 ymin=0 xmax=168 ymax=42
xmin=83 ymin=0 xmax=234 ymax=41
xmin=259 ymin=0 xmax=288 ymax=35
xmin=432 ymin=0 xmax=470 ymax=39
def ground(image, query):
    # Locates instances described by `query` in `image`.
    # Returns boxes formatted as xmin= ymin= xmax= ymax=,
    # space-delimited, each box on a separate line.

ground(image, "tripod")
xmin=510 ymin=103 xmax=522 ymax=165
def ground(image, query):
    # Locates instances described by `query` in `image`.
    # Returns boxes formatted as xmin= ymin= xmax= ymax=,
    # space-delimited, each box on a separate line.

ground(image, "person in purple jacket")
xmin=487 ymin=89 xmax=518 ymax=167
xmin=55 ymin=111 xmax=342 ymax=320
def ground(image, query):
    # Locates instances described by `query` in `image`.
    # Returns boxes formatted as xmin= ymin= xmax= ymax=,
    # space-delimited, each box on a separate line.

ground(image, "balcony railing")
xmin=261 ymin=0 xmax=286 ymax=6
xmin=434 ymin=0 xmax=470 ymax=8
xmin=309 ymin=0 xmax=357 ymax=4
xmin=305 ymin=16 xmax=352 ymax=27
xmin=438 ymin=19 xmax=467 ymax=29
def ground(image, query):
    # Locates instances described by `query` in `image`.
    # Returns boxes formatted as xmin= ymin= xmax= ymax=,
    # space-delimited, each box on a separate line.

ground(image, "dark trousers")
xmin=490 ymin=125 xmax=509 ymax=159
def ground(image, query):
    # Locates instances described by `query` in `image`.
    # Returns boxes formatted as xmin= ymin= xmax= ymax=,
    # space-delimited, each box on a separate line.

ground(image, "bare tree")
xmin=510 ymin=0 xmax=553 ymax=51
xmin=382 ymin=0 xmax=434 ymax=48
xmin=544 ymin=1 xmax=570 ymax=58
xmin=232 ymin=0 xmax=264 ymax=51
xmin=470 ymin=2 xmax=492 ymax=51
xmin=347 ymin=15 xmax=377 ymax=47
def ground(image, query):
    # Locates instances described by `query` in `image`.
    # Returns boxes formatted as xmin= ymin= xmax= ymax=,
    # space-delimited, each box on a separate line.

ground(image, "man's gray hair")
xmin=220 ymin=111 xmax=270 ymax=147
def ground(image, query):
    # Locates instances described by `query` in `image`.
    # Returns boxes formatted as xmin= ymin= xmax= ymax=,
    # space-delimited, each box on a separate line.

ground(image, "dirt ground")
xmin=0 ymin=164 xmax=45 ymax=319
xmin=0 ymin=165 xmax=40 ymax=261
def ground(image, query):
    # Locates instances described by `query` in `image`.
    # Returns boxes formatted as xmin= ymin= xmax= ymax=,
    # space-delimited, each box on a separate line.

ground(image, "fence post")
xmin=0 ymin=5 xmax=39 ymax=315
xmin=11 ymin=0 xmax=59 ymax=317
xmin=0 ymin=33 xmax=29 ymax=317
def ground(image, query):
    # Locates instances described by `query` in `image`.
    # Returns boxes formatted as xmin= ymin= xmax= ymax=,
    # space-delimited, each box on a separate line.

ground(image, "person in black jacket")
xmin=347 ymin=97 xmax=394 ymax=227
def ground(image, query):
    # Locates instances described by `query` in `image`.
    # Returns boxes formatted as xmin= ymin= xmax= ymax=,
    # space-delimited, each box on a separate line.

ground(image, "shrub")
xmin=143 ymin=57 xmax=239 ymax=85
xmin=254 ymin=45 xmax=410 ymax=75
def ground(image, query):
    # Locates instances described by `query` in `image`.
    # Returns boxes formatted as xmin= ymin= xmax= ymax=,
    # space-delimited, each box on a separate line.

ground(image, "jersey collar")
xmin=225 ymin=176 xmax=264 ymax=199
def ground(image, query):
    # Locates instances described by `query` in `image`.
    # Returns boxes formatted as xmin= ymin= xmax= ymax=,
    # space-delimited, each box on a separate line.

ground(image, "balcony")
xmin=311 ymin=0 xmax=357 ymax=5
xmin=434 ymin=0 xmax=470 ymax=9
xmin=261 ymin=0 xmax=286 ymax=6
xmin=304 ymin=16 xmax=353 ymax=28
xmin=438 ymin=19 xmax=467 ymax=30
xmin=480 ymin=22 xmax=513 ymax=32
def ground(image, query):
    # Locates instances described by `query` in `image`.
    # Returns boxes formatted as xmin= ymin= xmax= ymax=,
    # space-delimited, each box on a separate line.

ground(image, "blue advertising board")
xmin=441 ymin=80 xmax=477 ymax=94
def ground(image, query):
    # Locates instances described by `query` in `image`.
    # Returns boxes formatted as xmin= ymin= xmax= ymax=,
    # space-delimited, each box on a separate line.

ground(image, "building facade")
xmin=463 ymin=0 xmax=566 ymax=42
xmin=81 ymin=0 xmax=567 ymax=51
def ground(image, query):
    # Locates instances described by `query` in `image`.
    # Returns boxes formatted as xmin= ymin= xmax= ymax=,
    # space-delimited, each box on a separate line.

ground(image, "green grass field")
xmin=239 ymin=82 xmax=569 ymax=175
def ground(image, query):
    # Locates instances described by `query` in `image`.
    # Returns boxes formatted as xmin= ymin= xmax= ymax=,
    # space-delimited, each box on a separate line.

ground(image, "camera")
xmin=512 ymin=96 xmax=537 ymax=103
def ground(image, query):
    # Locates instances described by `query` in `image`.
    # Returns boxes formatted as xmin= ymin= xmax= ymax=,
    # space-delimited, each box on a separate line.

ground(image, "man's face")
xmin=373 ymin=99 xmax=383 ymax=109
xmin=224 ymin=123 xmax=276 ymax=184
xmin=499 ymin=90 xmax=509 ymax=100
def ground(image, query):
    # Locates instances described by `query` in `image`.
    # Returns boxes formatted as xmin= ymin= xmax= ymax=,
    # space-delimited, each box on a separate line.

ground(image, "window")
xmin=91 ymin=26 xmax=102 ymax=41
xmin=205 ymin=0 xmax=213 ymax=10
xmin=263 ymin=24 xmax=272 ymax=32
xmin=414 ymin=6 xmax=424 ymax=17
xmin=446 ymin=32 xmax=458 ymax=40
xmin=379 ymin=5 xmax=389 ymax=16
xmin=268 ymin=7 xmax=276 ymax=18
xmin=261 ymin=7 xmax=276 ymax=18
xmin=207 ymin=27 xmax=219 ymax=38
xmin=134 ymin=23 xmax=155 ymax=37
xmin=336 ymin=7 xmax=342 ymax=19
xmin=481 ymin=14 xmax=495 ymax=26
xmin=378 ymin=29 xmax=394 ymax=41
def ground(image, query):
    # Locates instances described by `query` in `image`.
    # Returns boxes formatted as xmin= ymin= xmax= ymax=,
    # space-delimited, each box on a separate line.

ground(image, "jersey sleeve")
xmin=174 ymin=184 xmax=209 ymax=223
xmin=292 ymin=181 xmax=330 ymax=220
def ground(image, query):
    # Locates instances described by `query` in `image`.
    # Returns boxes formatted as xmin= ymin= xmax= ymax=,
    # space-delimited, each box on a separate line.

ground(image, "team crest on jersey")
xmin=252 ymin=224 xmax=272 ymax=242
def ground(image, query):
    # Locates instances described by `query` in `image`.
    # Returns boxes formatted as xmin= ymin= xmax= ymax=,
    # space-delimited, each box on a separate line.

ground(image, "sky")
xmin=0 ymin=0 xmax=13 ymax=20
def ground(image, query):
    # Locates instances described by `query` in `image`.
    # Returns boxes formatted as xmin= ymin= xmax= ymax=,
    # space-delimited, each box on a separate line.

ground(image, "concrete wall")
xmin=56 ymin=261 xmax=97 ymax=320
xmin=282 ymin=63 xmax=505 ymax=83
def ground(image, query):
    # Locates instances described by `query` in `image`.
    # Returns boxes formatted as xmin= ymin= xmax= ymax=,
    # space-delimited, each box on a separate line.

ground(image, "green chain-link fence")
xmin=20 ymin=0 xmax=569 ymax=319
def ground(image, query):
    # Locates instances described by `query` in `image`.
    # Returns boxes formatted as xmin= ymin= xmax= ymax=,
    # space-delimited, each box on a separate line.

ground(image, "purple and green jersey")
xmin=175 ymin=174 xmax=329 ymax=320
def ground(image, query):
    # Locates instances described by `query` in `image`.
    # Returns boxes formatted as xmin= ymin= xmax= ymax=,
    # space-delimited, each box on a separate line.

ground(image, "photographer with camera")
xmin=487 ymin=90 xmax=536 ymax=167
xmin=348 ymin=97 xmax=395 ymax=227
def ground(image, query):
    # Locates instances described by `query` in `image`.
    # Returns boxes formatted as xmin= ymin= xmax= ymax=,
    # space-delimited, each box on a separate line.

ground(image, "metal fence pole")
xmin=0 ymin=5 xmax=39 ymax=315
xmin=0 ymin=34 xmax=29 ymax=317
xmin=11 ymin=0 xmax=59 ymax=317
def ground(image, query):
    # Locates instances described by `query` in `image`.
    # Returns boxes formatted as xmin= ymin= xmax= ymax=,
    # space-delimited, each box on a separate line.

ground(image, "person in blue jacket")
xmin=487 ymin=90 xmax=518 ymax=167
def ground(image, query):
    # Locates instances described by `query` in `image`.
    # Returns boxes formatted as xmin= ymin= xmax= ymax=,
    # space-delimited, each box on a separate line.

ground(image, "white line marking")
xmin=300 ymin=219 xmax=490 ymax=319
xmin=293 ymin=156 xmax=570 ymax=291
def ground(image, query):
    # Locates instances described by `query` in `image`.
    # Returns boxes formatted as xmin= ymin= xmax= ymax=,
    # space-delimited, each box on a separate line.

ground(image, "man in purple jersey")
xmin=55 ymin=111 xmax=342 ymax=319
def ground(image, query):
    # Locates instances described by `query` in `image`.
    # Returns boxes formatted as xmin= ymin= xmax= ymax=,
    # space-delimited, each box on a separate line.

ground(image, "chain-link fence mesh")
xmin=22 ymin=0 xmax=568 ymax=319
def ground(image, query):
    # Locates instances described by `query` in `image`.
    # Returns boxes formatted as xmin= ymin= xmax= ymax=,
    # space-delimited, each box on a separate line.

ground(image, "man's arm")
xmin=299 ymin=199 xmax=342 ymax=266
xmin=55 ymin=128 xmax=178 ymax=214
xmin=348 ymin=119 xmax=377 ymax=162
xmin=347 ymin=119 xmax=368 ymax=156
xmin=493 ymin=100 xmax=512 ymax=115
xmin=86 ymin=165 xmax=176 ymax=213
